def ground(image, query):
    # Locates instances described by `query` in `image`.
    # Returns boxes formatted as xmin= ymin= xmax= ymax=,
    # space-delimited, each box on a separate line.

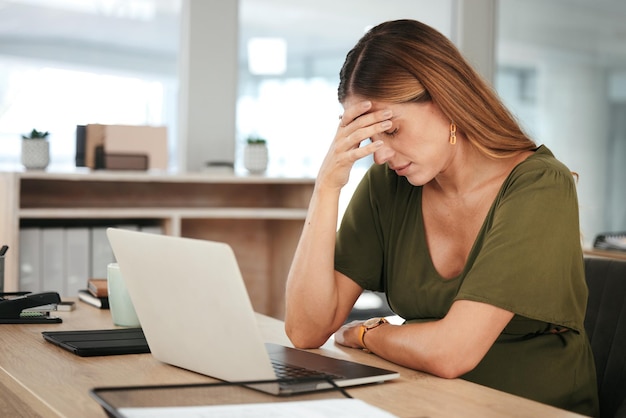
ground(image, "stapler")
xmin=0 ymin=292 xmax=63 ymax=324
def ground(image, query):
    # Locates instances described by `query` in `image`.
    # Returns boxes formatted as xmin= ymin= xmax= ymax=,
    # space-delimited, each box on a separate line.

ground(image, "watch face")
xmin=364 ymin=317 xmax=382 ymax=328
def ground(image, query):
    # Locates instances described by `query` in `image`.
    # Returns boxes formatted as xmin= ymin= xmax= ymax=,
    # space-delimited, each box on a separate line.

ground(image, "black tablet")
xmin=42 ymin=328 xmax=150 ymax=357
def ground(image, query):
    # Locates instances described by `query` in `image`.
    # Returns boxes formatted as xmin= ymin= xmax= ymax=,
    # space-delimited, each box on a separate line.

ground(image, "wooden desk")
xmin=584 ymin=248 xmax=626 ymax=261
xmin=0 ymin=301 xmax=583 ymax=418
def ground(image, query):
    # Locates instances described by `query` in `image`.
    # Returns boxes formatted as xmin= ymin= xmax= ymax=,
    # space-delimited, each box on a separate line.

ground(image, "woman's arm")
xmin=284 ymin=100 xmax=392 ymax=348
xmin=335 ymin=298 xmax=514 ymax=378
xmin=284 ymin=186 xmax=363 ymax=348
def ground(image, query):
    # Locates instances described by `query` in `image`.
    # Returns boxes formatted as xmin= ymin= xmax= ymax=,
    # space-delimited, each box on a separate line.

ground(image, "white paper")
xmin=118 ymin=398 xmax=397 ymax=418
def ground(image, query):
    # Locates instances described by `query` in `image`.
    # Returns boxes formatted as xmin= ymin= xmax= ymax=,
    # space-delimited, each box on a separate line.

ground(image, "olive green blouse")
xmin=335 ymin=146 xmax=599 ymax=416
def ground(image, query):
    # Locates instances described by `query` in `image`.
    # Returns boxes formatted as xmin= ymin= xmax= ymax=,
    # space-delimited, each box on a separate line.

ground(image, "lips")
xmin=391 ymin=163 xmax=411 ymax=175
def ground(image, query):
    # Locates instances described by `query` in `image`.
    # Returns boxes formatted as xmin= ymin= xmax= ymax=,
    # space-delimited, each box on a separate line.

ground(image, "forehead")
xmin=342 ymin=95 xmax=397 ymax=112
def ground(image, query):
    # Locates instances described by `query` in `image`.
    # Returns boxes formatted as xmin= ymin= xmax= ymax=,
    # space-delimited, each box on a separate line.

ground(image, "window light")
xmin=247 ymin=37 xmax=287 ymax=75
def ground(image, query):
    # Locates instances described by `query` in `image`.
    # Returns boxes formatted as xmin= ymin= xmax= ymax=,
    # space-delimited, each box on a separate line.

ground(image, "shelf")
xmin=13 ymin=168 xmax=316 ymax=184
xmin=19 ymin=207 xmax=309 ymax=220
xmin=1 ymin=171 xmax=315 ymax=318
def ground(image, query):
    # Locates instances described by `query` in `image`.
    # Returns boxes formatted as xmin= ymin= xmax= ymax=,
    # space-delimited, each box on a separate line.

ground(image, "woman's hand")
xmin=317 ymin=100 xmax=392 ymax=191
xmin=334 ymin=320 xmax=365 ymax=349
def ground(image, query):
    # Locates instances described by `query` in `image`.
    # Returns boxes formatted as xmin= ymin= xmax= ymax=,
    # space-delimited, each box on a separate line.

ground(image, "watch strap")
xmin=358 ymin=317 xmax=388 ymax=351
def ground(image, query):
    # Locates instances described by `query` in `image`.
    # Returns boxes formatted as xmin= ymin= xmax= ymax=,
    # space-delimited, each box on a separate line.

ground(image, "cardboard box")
xmin=85 ymin=124 xmax=168 ymax=170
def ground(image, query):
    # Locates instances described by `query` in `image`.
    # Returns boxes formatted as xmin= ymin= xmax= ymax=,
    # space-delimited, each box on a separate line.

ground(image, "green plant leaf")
xmin=246 ymin=136 xmax=266 ymax=144
xmin=22 ymin=129 xmax=49 ymax=139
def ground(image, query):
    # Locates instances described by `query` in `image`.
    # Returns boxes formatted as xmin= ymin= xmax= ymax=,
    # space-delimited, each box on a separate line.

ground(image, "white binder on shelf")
xmin=90 ymin=227 xmax=115 ymax=279
xmin=41 ymin=228 xmax=65 ymax=293
xmin=19 ymin=228 xmax=42 ymax=293
xmin=139 ymin=225 xmax=164 ymax=235
xmin=65 ymin=227 xmax=91 ymax=297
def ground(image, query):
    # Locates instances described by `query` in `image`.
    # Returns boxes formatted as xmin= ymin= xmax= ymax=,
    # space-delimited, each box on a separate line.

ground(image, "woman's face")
xmin=355 ymin=98 xmax=455 ymax=186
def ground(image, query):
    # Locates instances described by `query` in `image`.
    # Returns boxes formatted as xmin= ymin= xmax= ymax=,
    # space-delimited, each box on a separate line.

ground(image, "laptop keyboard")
xmin=271 ymin=360 xmax=342 ymax=381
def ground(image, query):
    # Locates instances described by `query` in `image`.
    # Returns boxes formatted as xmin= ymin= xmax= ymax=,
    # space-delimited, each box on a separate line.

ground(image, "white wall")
xmin=540 ymin=63 xmax=610 ymax=244
xmin=178 ymin=0 xmax=238 ymax=171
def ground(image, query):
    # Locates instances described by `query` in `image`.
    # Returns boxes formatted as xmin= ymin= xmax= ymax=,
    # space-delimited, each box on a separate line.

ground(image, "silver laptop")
xmin=106 ymin=228 xmax=399 ymax=395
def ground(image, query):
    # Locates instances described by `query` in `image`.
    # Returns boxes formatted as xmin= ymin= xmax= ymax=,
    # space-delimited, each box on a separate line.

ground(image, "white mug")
xmin=107 ymin=263 xmax=140 ymax=327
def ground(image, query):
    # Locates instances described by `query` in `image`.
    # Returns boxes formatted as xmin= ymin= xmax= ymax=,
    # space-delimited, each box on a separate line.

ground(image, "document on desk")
xmin=119 ymin=398 xmax=397 ymax=417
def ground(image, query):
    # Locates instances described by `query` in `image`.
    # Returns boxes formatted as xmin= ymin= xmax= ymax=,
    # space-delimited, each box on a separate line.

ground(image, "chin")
xmin=403 ymin=172 xmax=430 ymax=186
xmin=405 ymin=176 xmax=425 ymax=186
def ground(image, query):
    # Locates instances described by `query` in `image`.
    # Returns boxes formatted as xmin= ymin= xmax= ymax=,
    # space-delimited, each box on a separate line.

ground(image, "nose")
xmin=373 ymin=142 xmax=394 ymax=165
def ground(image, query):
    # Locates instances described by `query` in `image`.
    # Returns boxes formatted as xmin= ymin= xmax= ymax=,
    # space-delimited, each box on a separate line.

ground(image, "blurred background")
xmin=0 ymin=0 xmax=624 ymax=246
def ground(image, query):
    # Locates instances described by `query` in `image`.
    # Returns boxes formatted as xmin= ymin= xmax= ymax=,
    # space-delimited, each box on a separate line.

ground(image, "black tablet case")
xmin=42 ymin=328 xmax=150 ymax=357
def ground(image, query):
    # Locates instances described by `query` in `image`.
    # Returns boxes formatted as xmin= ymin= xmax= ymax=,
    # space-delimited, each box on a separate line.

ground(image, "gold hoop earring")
xmin=449 ymin=122 xmax=457 ymax=145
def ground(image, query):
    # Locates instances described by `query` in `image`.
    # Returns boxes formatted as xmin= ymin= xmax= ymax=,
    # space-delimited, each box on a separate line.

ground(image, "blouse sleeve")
xmin=455 ymin=155 xmax=587 ymax=332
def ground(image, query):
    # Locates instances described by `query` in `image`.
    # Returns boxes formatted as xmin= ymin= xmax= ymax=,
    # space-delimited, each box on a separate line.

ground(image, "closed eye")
xmin=383 ymin=128 xmax=398 ymax=138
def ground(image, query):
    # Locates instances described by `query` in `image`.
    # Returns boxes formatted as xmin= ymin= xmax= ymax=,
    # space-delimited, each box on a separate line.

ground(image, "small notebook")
xmin=42 ymin=328 xmax=150 ymax=357
xmin=87 ymin=278 xmax=109 ymax=297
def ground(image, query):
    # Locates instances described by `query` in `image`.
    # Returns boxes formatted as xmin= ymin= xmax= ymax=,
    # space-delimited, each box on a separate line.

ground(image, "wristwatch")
xmin=358 ymin=317 xmax=388 ymax=352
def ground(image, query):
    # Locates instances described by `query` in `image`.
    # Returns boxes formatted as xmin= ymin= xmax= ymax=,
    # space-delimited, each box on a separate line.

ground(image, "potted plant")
xmin=243 ymin=136 xmax=268 ymax=173
xmin=21 ymin=129 xmax=50 ymax=170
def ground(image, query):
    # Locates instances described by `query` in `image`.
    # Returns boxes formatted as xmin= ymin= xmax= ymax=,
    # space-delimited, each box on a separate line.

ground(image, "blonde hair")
xmin=338 ymin=19 xmax=536 ymax=158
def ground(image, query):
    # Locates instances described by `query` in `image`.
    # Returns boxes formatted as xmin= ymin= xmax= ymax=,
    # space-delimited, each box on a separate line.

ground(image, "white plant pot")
xmin=21 ymin=139 xmax=50 ymax=170
xmin=243 ymin=143 xmax=268 ymax=173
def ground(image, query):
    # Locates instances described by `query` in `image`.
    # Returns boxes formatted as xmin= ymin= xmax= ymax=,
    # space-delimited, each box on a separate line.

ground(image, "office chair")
xmin=584 ymin=257 xmax=626 ymax=418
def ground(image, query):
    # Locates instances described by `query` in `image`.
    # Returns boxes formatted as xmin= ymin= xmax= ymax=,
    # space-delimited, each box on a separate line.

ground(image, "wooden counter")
xmin=0 ymin=170 xmax=315 ymax=318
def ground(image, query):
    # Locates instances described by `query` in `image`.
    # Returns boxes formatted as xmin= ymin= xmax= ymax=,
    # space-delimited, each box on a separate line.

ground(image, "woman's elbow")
xmin=284 ymin=322 xmax=329 ymax=349
xmin=425 ymin=353 xmax=479 ymax=379
xmin=431 ymin=363 xmax=468 ymax=379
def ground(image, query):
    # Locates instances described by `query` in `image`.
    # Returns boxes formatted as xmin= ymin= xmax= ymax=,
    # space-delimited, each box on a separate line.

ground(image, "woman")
xmin=284 ymin=19 xmax=599 ymax=416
